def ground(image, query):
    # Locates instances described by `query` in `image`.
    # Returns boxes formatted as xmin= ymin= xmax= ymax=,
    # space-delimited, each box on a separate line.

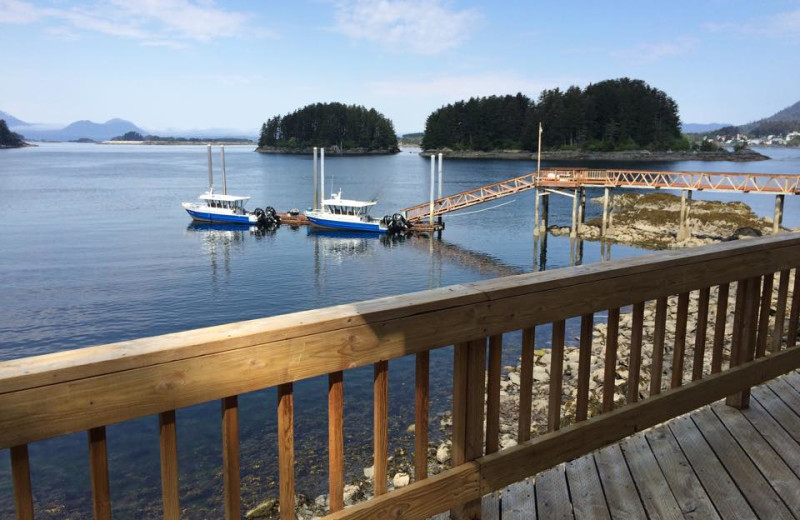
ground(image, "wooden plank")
xmin=481 ymin=492 xmax=501 ymax=520
xmin=594 ymin=444 xmax=647 ymax=519
xmin=712 ymin=283 xmax=730 ymax=373
xmin=602 ymin=309 xmax=619 ymax=413
xmin=772 ymin=270 xmax=791 ymax=353
xmin=712 ymin=403 xmax=800 ymax=516
xmin=6 ymin=237 xmax=800 ymax=448
xmin=373 ymin=361 xmax=388 ymax=495
xmin=742 ymin=399 xmax=800 ymax=479
xmin=756 ymin=273 xmax=774 ymax=358
xmin=549 ymin=320 xmax=565 ymax=431
xmin=752 ymin=385 xmax=800 ymax=444
xmin=519 ymin=328 xmax=535 ymax=442
xmin=650 ymin=296 xmax=668 ymax=395
xmin=10 ymin=444 xmax=34 ymax=520
xmin=478 ymin=346 xmax=800 ymax=494
xmin=452 ymin=343 xmax=468 ymax=467
xmin=500 ymin=478 xmax=535 ymax=520
xmin=671 ymin=292 xmax=690 ymax=388
xmin=728 ymin=280 xmax=747 ymax=370
xmin=576 ymin=314 xmax=593 ymax=422
xmin=565 ymin=454 xmax=610 ymax=520
xmin=221 ymin=396 xmax=240 ymax=520
xmin=535 ymin=464 xmax=574 ymax=520
xmin=785 ymin=371 xmax=800 ymax=393
xmin=788 ymin=268 xmax=800 ymax=348
xmin=324 ymin=462 xmax=481 ymax=520
xmin=277 ymin=383 xmax=295 ymax=520
xmin=88 ymin=426 xmax=111 ymax=520
xmin=628 ymin=302 xmax=644 ymax=402
xmin=692 ymin=287 xmax=711 ymax=381
xmin=329 ymin=372 xmax=344 ymax=512
xmin=159 ymin=410 xmax=180 ymax=520
xmin=691 ymin=407 xmax=793 ymax=520
xmin=727 ymin=278 xmax=760 ymax=408
xmin=415 ymin=351 xmax=430 ymax=481
xmin=645 ymin=425 xmax=719 ymax=519
xmin=619 ymin=434 xmax=683 ymax=520
xmin=668 ymin=414 xmax=757 ymax=520
xmin=766 ymin=377 xmax=800 ymax=415
xmin=485 ymin=335 xmax=502 ymax=454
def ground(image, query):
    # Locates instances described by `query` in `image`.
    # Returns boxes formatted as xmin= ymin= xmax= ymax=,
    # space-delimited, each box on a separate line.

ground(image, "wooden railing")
xmin=3 ymin=234 xmax=800 ymax=519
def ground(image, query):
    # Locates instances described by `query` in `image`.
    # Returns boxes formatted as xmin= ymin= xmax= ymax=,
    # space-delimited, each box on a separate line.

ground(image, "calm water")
xmin=1 ymin=143 xmax=799 ymax=518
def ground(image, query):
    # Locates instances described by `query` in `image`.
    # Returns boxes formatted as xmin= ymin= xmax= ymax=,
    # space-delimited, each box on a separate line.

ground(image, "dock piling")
xmin=313 ymin=147 xmax=318 ymax=210
xmin=541 ymin=193 xmax=549 ymax=234
xmin=570 ymin=188 xmax=578 ymax=238
xmin=577 ymin=187 xmax=586 ymax=233
xmin=429 ymin=155 xmax=435 ymax=226
xmin=533 ymin=189 xmax=540 ymax=237
xmin=601 ymin=187 xmax=609 ymax=236
xmin=437 ymin=153 xmax=444 ymax=234
xmin=774 ymin=194 xmax=785 ymax=234
xmin=321 ymin=148 xmax=325 ymax=201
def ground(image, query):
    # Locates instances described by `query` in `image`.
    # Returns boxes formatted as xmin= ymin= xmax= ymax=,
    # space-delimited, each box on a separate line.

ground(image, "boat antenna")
xmin=221 ymin=145 xmax=228 ymax=195
xmin=207 ymin=144 xmax=213 ymax=193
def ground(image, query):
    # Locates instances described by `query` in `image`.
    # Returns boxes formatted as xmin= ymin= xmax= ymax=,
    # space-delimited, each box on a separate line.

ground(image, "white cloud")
xmin=704 ymin=8 xmax=800 ymax=42
xmin=0 ymin=0 xmax=277 ymax=45
xmin=332 ymin=0 xmax=480 ymax=55
xmin=617 ymin=36 xmax=698 ymax=64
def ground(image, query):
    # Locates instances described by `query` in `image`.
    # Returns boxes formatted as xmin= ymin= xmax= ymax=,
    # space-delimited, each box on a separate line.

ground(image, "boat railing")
xmin=2 ymin=234 xmax=800 ymax=519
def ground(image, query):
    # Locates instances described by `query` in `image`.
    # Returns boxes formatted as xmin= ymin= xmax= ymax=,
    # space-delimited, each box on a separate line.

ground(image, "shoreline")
xmin=420 ymin=148 xmax=770 ymax=162
xmin=255 ymin=145 xmax=399 ymax=156
xmin=100 ymin=140 xmax=255 ymax=146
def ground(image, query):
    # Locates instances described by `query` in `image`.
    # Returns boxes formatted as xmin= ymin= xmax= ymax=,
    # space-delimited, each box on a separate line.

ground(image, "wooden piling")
xmin=774 ymin=194 xmax=785 ymax=234
xmin=533 ymin=189 xmax=540 ymax=237
xmin=541 ymin=193 xmax=549 ymax=234
xmin=570 ymin=189 xmax=578 ymax=238
xmin=601 ymin=187 xmax=609 ymax=236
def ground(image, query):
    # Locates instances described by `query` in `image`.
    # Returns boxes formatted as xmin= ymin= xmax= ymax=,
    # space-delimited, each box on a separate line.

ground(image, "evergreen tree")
xmin=0 ymin=119 xmax=25 ymax=147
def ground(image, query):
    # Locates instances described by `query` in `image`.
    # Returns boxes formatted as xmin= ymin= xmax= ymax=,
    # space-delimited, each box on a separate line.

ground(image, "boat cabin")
xmin=199 ymin=193 xmax=251 ymax=214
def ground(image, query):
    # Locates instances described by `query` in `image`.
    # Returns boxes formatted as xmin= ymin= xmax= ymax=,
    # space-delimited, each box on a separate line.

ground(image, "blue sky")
xmin=1 ymin=0 xmax=798 ymax=134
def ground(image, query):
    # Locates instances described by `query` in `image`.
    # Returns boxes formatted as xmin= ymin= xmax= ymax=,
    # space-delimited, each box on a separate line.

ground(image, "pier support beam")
xmin=774 ymin=194 xmax=785 ymax=234
xmin=541 ymin=193 xmax=550 ymax=234
xmin=577 ymin=187 xmax=586 ymax=233
xmin=533 ymin=189 xmax=540 ymax=237
xmin=601 ymin=187 xmax=609 ymax=236
xmin=677 ymin=189 xmax=692 ymax=242
xmin=570 ymin=188 xmax=578 ymax=238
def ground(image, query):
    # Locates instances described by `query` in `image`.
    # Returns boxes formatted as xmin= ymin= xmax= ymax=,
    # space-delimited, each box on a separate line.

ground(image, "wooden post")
xmin=774 ymin=194 xmax=785 ymax=234
xmin=328 ymin=372 xmax=344 ymax=512
xmin=373 ymin=361 xmax=389 ymax=496
xmin=541 ymin=193 xmax=549 ymax=234
xmin=451 ymin=339 xmax=486 ymax=520
xmin=414 ymin=352 xmax=429 ymax=482
xmin=772 ymin=270 xmax=791 ymax=353
xmin=277 ymin=384 xmax=295 ymax=520
xmin=518 ymin=328 xmax=535 ymax=442
xmin=601 ymin=187 xmax=609 ymax=236
xmin=221 ymin=397 xmax=241 ymax=520
xmin=603 ymin=308 xmax=620 ymax=412
xmin=486 ymin=335 xmax=502 ymax=454
xmin=548 ymin=320 xmax=566 ymax=431
xmin=677 ymin=190 xmax=689 ymax=241
xmin=88 ymin=426 xmax=112 ymax=520
xmin=576 ymin=313 xmax=594 ymax=421
xmin=159 ymin=410 xmax=180 ymax=520
xmin=10 ymin=444 xmax=34 ymax=520
xmin=628 ymin=302 xmax=645 ymax=402
xmin=570 ymin=188 xmax=578 ymax=238
xmin=533 ymin=189 xmax=540 ymax=238
xmin=577 ymin=187 xmax=586 ymax=233
xmin=726 ymin=278 xmax=760 ymax=408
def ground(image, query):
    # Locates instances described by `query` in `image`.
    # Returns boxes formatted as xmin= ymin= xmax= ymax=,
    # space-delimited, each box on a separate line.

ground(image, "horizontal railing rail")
xmin=3 ymin=233 xmax=800 ymax=519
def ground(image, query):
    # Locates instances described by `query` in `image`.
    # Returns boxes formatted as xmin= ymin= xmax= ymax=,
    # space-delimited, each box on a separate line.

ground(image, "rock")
xmin=406 ymin=423 xmax=415 ymax=434
xmin=246 ymin=498 xmax=278 ymax=519
xmin=392 ymin=472 xmax=410 ymax=488
xmin=436 ymin=443 xmax=450 ymax=464
xmin=508 ymin=372 xmax=521 ymax=386
xmin=343 ymin=484 xmax=360 ymax=504
xmin=726 ymin=227 xmax=762 ymax=241
xmin=500 ymin=436 xmax=518 ymax=449
xmin=363 ymin=465 xmax=374 ymax=479
xmin=533 ymin=366 xmax=549 ymax=382
xmin=315 ymin=494 xmax=328 ymax=508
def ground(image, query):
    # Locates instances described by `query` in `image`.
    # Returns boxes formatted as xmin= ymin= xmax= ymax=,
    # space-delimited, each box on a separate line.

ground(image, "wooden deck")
xmin=433 ymin=371 xmax=800 ymax=520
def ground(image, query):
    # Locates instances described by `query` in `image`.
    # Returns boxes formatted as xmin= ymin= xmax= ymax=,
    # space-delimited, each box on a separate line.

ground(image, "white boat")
xmin=182 ymin=145 xmax=260 ymax=225
xmin=305 ymin=190 xmax=388 ymax=233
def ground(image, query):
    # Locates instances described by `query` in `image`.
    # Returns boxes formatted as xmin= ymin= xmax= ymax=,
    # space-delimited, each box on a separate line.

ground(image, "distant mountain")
xmin=762 ymin=100 xmax=800 ymax=123
xmin=682 ymin=123 xmax=732 ymax=134
xmin=0 ymin=110 xmax=30 ymax=127
xmin=14 ymin=118 xmax=146 ymax=141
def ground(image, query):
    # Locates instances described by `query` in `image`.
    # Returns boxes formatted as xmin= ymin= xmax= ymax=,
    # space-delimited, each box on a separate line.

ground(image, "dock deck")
xmin=433 ymin=372 xmax=800 ymax=520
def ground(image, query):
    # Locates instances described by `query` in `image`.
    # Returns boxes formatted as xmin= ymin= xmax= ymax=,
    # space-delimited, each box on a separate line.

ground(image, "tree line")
xmin=421 ymin=78 xmax=685 ymax=152
xmin=258 ymin=102 xmax=399 ymax=152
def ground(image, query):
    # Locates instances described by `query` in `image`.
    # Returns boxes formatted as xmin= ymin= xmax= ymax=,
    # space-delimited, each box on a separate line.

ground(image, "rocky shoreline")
xmin=255 ymin=145 xmax=399 ymax=156
xmin=549 ymin=192 xmax=785 ymax=250
xmin=420 ymin=148 xmax=769 ymax=162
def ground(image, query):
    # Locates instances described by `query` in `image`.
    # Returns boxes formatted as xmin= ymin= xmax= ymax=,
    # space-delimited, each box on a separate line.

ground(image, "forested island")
xmin=105 ymin=131 xmax=254 ymax=145
xmin=0 ymin=119 xmax=28 ymax=148
xmin=420 ymin=78 xmax=765 ymax=161
xmin=256 ymin=102 xmax=399 ymax=155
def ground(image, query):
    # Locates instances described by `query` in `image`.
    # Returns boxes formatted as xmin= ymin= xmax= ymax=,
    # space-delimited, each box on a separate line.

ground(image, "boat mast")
xmin=221 ymin=145 xmax=228 ymax=195
xmin=206 ymin=144 xmax=214 ymax=193
xmin=321 ymin=147 xmax=325 ymax=204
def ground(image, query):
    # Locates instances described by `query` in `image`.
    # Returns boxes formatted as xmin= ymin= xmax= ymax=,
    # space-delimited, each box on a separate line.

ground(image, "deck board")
xmin=564 ymin=454 xmax=610 ymax=520
xmin=435 ymin=375 xmax=800 ymax=520
xmin=645 ymin=425 xmax=720 ymax=519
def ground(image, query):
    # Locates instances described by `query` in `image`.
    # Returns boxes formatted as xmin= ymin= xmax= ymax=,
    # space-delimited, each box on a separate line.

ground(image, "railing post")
xmin=277 ymin=383 xmax=295 ymax=520
xmin=726 ymin=278 xmax=760 ymax=408
xmin=451 ymin=338 xmax=486 ymax=520
xmin=10 ymin=444 xmax=34 ymax=520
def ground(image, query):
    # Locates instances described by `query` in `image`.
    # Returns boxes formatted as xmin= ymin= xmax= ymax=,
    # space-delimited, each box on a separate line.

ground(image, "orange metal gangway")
xmin=402 ymin=168 xmax=800 ymax=223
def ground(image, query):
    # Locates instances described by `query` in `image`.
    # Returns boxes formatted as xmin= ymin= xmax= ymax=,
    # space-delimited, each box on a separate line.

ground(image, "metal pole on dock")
xmin=774 ymin=194 xmax=785 ymax=234
xmin=437 ymin=153 xmax=443 ymax=232
xmin=321 ymin=147 xmax=325 ymax=202
xmin=570 ymin=188 xmax=578 ymax=238
xmin=207 ymin=144 xmax=213 ymax=193
xmin=313 ymin=147 xmax=318 ymax=210
xmin=429 ymin=155 xmax=435 ymax=226
xmin=220 ymin=146 xmax=227 ymax=195
xmin=536 ymin=122 xmax=543 ymax=180
xmin=601 ymin=187 xmax=609 ymax=236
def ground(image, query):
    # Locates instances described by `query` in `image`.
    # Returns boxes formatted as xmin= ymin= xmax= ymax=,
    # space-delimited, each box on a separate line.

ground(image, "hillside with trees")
xmin=422 ymin=78 xmax=686 ymax=152
xmin=257 ymin=102 xmax=399 ymax=154
xmin=0 ymin=119 xmax=26 ymax=148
